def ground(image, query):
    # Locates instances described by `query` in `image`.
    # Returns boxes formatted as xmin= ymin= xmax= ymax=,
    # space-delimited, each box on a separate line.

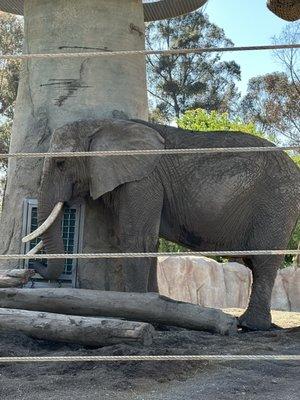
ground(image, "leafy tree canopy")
xmin=0 ymin=12 xmax=23 ymax=120
xmin=240 ymin=23 xmax=299 ymax=146
xmin=177 ymin=108 xmax=264 ymax=137
xmin=0 ymin=12 xmax=23 ymax=169
xmin=240 ymin=72 xmax=300 ymax=145
xmin=146 ymin=11 xmax=241 ymax=122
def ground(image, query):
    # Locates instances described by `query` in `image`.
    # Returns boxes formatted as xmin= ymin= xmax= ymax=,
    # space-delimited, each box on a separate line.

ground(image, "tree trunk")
xmin=0 ymin=288 xmax=237 ymax=335
xmin=0 ymin=308 xmax=154 ymax=346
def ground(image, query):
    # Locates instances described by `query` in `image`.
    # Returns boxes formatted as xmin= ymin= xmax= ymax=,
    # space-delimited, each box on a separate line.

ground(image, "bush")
xmin=177 ymin=108 xmax=264 ymax=137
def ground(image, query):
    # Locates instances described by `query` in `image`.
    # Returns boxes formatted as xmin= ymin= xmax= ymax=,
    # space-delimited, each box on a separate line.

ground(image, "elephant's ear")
xmin=88 ymin=120 xmax=165 ymax=199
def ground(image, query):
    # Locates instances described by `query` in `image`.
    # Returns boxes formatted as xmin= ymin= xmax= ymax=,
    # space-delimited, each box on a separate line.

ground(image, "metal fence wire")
xmin=0 ymin=44 xmax=299 ymax=61
xmin=0 ymin=355 xmax=299 ymax=364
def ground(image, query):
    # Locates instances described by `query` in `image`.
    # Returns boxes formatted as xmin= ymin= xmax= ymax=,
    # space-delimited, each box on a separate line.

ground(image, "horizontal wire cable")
xmin=0 ymin=250 xmax=299 ymax=261
xmin=1 ymin=44 xmax=299 ymax=61
xmin=0 ymin=146 xmax=299 ymax=159
xmin=0 ymin=355 xmax=299 ymax=364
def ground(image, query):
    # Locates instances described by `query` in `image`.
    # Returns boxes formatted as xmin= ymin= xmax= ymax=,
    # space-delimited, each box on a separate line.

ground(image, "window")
xmin=22 ymin=199 xmax=84 ymax=281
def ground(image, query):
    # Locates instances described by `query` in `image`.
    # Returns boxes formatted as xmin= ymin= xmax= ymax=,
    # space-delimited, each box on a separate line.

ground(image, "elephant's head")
xmin=24 ymin=119 xmax=165 ymax=281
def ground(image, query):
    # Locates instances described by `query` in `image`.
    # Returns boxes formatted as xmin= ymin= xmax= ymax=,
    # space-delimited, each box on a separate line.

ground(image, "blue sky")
xmin=205 ymin=0 xmax=289 ymax=94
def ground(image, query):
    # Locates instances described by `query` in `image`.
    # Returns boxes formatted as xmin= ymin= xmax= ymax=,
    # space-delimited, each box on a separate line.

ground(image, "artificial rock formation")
xmin=158 ymin=256 xmax=300 ymax=312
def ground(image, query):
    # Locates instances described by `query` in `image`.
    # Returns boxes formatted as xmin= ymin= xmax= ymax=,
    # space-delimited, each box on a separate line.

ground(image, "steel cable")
xmin=0 ymin=354 xmax=299 ymax=364
xmin=0 ymin=145 xmax=299 ymax=159
xmin=0 ymin=250 xmax=299 ymax=261
xmin=0 ymin=44 xmax=299 ymax=61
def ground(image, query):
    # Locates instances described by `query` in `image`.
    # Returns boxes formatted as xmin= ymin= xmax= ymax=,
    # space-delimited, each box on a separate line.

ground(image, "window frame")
xmin=21 ymin=199 xmax=84 ymax=285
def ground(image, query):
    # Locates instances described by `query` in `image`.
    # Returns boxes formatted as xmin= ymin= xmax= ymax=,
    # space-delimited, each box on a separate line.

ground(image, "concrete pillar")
xmin=0 ymin=0 xmax=148 ymax=289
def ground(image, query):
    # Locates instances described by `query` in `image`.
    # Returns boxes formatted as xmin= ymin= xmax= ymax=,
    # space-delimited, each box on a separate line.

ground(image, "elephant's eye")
xmin=56 ymin=160 xmax=65 ymax=171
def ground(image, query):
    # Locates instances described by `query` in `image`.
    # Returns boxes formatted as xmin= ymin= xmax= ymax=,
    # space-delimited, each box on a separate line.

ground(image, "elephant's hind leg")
xmin=239 ymin=255 xmax=281 ymax=331
xmin=239 ymin=195 xmax=298 ymax=331
xmin=116 ymin=176 xmax=163 ymax=293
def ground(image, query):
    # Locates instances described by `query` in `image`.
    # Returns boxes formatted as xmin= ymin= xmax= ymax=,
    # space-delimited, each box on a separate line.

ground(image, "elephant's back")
xmin=134 ymin=119 xmax=300 ymax=195
xmin=158 ymin=133 xmax=299 ymax=244
xmin=160 ymin=126 xmax=300 ymax=190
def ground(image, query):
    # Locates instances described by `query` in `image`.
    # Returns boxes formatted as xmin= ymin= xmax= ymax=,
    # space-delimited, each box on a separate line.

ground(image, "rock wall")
xmin=158 ymin=256 xmax=300 ymax=312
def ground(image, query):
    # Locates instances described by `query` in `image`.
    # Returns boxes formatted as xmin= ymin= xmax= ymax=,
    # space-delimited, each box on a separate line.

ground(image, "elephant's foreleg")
xmin=116 ymin=177 xmax=163 ymax=293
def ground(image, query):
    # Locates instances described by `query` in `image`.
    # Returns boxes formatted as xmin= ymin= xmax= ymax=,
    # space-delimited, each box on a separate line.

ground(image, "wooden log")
xmin=0 ymin=289 xmax=237 ymax=335
xmin=0 ymin=308 xmax=154 ymax=347
xmin=0 ymin=270 xmax=35 ymax=288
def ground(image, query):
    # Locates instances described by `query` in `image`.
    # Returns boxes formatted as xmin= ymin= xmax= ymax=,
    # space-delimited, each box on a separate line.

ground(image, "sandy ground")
xmin=0 ymin=309 xmax=299 ymax=400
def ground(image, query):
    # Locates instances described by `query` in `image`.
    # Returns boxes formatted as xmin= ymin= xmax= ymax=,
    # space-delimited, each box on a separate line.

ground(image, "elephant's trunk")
xmin=34 ymin=194 xmax=66 ymax=281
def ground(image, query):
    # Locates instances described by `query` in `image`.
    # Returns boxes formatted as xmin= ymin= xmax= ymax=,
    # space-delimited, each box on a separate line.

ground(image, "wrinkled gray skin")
xmin=35 ymin=119 xmax=300 ymax=331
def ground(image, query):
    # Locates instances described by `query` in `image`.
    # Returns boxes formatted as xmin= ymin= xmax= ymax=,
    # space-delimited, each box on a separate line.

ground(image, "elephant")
xmin=27 ymin=118 xmax=300 ymax=331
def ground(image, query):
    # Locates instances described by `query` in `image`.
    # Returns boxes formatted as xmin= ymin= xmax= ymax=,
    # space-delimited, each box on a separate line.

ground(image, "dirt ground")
xmin=0 ymin=310 xmax=299 ymax=400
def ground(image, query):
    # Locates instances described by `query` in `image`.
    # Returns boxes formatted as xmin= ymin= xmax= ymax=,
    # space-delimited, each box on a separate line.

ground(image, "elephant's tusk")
xmin=22 ymin=202 xmax=64 ymax=243
xmin=26 ymin=240 xmax=44 ymax=255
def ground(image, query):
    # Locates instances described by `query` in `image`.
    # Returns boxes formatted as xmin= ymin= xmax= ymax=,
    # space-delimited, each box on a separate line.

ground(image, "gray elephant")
xmin=28 ymin=119 xmax=299 ymax=331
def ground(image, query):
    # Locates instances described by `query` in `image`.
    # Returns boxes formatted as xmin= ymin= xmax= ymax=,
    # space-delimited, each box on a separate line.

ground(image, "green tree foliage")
xmin=0 ymin=121 xmax=11 ymax=154
xmin=178 ymin=108 xmax=264 ymax=137
xmin=292 ymin=155 xmax=300 ymax=166
xmin=272 ymin=22 xmax=299 ymax=91
xmin=286 ymin=221 xmax=300 ymax=266
xmin=241 ymin=23 xmax=299 ymax=145
xmin=0 ymin=12 xmax=23 ymax=168
xmin=146 ymin=11 xmax=241 ymax=122
xmin=159 ymin=238 xmax=189 ymax=254
xmin=241 ymin=72 xmax=300 ymax=145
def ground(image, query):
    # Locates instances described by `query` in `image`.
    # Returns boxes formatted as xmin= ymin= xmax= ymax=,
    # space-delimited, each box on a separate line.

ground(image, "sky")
xmin=205 ymin=0 xmax=290 ymax=94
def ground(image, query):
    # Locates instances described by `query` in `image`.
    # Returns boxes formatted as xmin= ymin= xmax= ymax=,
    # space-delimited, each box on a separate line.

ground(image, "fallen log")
xmin=0 ymin=308 xmax=154 ymax=347
xmin=0 ymin=270 xmax=35 ymax=288
xmin=0 ymin=289 xmax=237 ymax=335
